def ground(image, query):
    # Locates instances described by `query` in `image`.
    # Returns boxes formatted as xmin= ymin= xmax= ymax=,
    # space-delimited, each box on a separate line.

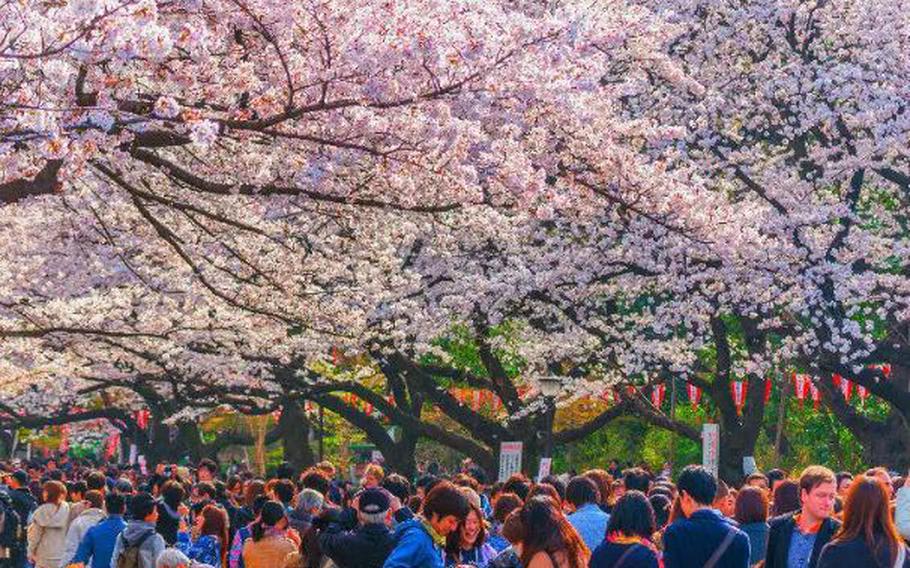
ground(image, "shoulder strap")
xmin=613 ymin=544 xmax=642 ymax=568
xmin=703 ymin=527 xmax=738 ymax=568
xmin=128 ymin=529 xmax=154 ymax=549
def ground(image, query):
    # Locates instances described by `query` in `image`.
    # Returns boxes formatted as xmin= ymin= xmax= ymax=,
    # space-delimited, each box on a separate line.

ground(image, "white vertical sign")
xmin=537 ymin=458 xmax=552 ymax=481
xmin=498 ymin=442 xmax=523 ymax=482
xmin=702 ymin=423 xmax=719 ymax=478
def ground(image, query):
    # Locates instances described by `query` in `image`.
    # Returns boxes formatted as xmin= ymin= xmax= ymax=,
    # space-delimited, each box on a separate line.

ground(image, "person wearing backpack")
xmin=5 ymin=470 xmax=36 ymax=568
xmin=662 ymin=466 xmax=750 ymax=568
xmin=109 ymin=493 xmax=165 ymax=568
xmin=67 ymin=492 xmax=128 ymax=568
xmin=0 ymin=491 xmax=23 ymax=568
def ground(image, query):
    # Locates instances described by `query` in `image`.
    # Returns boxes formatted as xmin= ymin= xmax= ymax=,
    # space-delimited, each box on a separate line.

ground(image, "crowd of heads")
xmin=0 ymin=454 xmax=905 ymax=568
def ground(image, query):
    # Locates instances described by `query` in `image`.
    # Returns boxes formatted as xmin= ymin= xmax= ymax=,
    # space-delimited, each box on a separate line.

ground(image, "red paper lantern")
xmin=650 ymin=384 xmax=666 ymax=408
xmin=471 ymin=390 xmax=482 ymax=412
xmin=686 ymin=383 xmax=701 ymax=410
xmin=730 ymin=381 xmax=748 ymax=415
xmin=832 ymin=374 xmax=853 ymax=402
xmin=135 ymin=409 xmax=150 ymax=430
xmin=793 ymin=373 xmax=810 ymax=405
xmin=810 ymin=382 xmax=821 ymax=410
xmin=104 ymin=432 xmax=120 ymax=460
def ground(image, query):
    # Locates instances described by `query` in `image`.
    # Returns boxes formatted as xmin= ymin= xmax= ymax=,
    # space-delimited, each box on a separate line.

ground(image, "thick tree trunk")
xmin=817 ymin=363 xmax=910 ymax=472
xmin=718 ymin=424 xmax=759 ymax=484
xmin=851 ymin=411 xmax=910 ymax=471
xmin=278 ymin=400 xmax=314 ymax=473
xmin=381 ymin=427 xmax=420 ymax=478
xmin=142 ymin=417 xmax=204 ymax=464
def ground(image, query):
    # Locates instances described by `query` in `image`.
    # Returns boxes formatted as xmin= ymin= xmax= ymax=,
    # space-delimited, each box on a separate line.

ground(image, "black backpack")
xmin=0 ymin=494 xmax=21 ymax=560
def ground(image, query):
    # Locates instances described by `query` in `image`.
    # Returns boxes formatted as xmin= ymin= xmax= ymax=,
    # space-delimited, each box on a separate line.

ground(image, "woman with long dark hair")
xmin=590 ymin=491 xmax=659 ymax=568
xmin=517 ymin=496 xmax=589 ymax=568
xmin=157 ymin=480 xmax=187 ymax=545
xmin=234 ymin=479 xmax=266 ymax=529
xmin=583 ymin=470 xmax=614 ymax=514
xmin=817 ymin=475 xmax=910 ymax=568
xmin=490 ymin=510 xmax=525 ymax=568
xmin=178 ymin=503 xmax=230 ymax=567
xmin=445 ymin=503 xmax=498 ymax=567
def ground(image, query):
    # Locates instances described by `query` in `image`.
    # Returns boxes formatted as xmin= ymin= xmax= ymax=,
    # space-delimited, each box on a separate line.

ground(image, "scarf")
xmin=419 ymin=516 xmax=448 ymax=548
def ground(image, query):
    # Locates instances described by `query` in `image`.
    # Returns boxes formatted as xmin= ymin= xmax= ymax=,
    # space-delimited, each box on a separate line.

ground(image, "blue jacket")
xmin=383 ymin=519 xmax=445 ymax=568
xmin=71 ymin=515 xmax=127 ymax=568
xmin=567 ymin=503 xmax=610 ymax=551
xmin=177 ymin=531 xmax=222 ymax=567
xmin=663 ymin=509 xmax=750 ymax=568
xmin=740 ymin=521 xmax=769 ymax=565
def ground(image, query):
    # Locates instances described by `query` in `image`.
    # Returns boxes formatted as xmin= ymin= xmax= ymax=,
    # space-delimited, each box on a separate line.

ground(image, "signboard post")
xmin=743 ymin=456 xmax=757 ymax=476
xmin=537 ymin=457 xmax=552 ymax=482
xmin=498 ymin=441 xmax=523 ymax=482
xmin=702 ymin=423 xmax=719 ymax=478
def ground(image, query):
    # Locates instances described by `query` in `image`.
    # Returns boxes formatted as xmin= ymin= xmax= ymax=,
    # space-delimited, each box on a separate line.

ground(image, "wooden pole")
xmin=318 ymin=405 xmax=325 ymax=462
xmin=774 ymin=371 xmax=789 ymax=460
xmin=669 ymin=378 xmax=678 ymax=473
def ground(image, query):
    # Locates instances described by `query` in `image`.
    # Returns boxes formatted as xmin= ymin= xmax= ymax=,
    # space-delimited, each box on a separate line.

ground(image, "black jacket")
xmin=663 ymin=509 xmax=751 ymax=568
xmin=765 ymin=512 xmax=840 ymax=568
xmin=156 ymin=501 xmax=182 ymax=545
xmin=817 ymin=536 xmax=910 ymax=568
xmin=8 ymin=488 xmax=35 ymax=540
xmin=591 ymin=541 xmax=660 ymax=568
xmin=319 ymin=522 xmax=394 ymax=568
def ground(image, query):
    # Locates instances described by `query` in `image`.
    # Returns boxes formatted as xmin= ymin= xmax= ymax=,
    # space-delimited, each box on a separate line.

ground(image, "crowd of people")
xmin=0 ymin=454 xmax=907 ymax=568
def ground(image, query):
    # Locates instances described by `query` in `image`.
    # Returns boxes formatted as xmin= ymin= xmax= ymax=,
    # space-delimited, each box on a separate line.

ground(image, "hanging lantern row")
xmin=121 ymin=364 xmax=896 ymax=437
xmin=645 ymin=364 xmax=891 ymax=415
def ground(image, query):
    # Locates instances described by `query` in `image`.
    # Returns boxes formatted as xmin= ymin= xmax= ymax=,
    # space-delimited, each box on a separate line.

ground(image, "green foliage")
xmin=552 ymin=415 xmax=699 ymax=474
xmin=422 ymin=323 xmax=526 ymax=384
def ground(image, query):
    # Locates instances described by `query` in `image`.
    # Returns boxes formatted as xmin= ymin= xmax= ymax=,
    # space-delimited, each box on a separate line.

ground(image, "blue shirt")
xmin=787 ymin=526 xmax=818 ymax=568
xmin=567 ymin=503 xmax=610 ymax=551
xmin=71 ymin=515 xmax=127 ymax=568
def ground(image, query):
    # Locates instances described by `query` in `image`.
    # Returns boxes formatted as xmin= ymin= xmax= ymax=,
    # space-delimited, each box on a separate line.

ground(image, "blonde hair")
xmin=364 ymin=463 xmax=385 ymax=481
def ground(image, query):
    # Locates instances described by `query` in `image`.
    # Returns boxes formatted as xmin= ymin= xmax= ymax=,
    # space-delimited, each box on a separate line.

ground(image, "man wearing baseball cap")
xmin=319 ymin=488 xmax=395 ymax=568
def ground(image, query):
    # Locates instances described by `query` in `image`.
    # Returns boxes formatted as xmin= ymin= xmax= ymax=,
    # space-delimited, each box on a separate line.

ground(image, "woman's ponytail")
xmin=252 ymin=500 xmax=286 ymax=542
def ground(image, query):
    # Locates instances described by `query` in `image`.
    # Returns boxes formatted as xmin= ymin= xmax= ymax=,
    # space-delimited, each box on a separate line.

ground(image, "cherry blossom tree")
xmin=3 ymin=0 xmax=909 ymax=478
